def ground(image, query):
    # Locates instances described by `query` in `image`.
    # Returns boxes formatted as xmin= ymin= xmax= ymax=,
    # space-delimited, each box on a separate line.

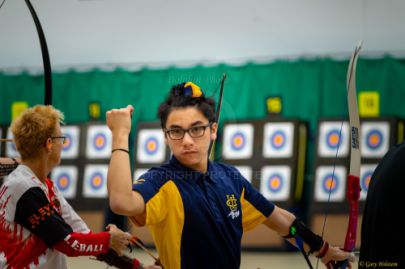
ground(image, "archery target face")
xmin=318 ymin=122 xmax=350 ymax=158
xmin=61 ymin=126 xmax=80 ymax=159
xmin=361 ymin=122 xmax=390 ymax=158
xmin=86 ymin=125 xmax=112 ymax=159
xmin=5 ymin=128 xmax=20 ymax=158
xmin=83 ymin=164 xmax=108 ymax=198
xmin=234 ymin=166 xmax=252 ymax=183
xmin=51 ymin=166 xmax=78 ymax=199
xmin=360 ymin=164 xmax=377 ymax=200
xmin=136 ymin=129 xmax=165 ymax=163
xmin=315 ymin=165 xmax=346 ymax=202
xmin=263 ymin=122 xmax=294 ymax=158
xmin=260 ymin=166 xmax=291 ymax=201
xmin=133 ymin=168 xmax=149 ymax=184
xmin=222 ymin=123 xmax=254 ymax=159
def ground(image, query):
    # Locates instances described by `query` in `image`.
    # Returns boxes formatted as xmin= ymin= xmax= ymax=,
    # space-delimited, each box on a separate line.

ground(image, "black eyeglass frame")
xmin=165 ymin=123 xmax=213 ymax=140
xmin=50 ymin=136 xmax=67 ymax=144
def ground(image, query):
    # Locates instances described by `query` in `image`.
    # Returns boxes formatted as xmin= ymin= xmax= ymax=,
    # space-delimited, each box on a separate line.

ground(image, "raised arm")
xmin=106 ymin=105 xmax=145 ymax=216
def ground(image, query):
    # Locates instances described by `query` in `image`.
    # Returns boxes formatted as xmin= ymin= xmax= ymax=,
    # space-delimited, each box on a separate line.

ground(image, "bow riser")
xmin=344 ymin=174 xmax=361 ymax=251
xmin=333 ymin=42 xmax=362 ymax=269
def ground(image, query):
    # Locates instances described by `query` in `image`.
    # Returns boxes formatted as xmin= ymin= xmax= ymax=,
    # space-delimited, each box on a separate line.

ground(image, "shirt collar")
xmin=168 ymin=155 xmax=217 ymax=184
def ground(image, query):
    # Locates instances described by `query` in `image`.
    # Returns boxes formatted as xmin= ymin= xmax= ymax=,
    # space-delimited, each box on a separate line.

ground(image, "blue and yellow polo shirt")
xmin=132 ymin=157 xmax=274 ymax=269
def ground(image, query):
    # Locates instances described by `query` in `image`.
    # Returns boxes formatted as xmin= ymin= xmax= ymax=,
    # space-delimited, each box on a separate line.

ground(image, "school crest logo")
xmin=226 ymin=194 xmax=240 ymax=219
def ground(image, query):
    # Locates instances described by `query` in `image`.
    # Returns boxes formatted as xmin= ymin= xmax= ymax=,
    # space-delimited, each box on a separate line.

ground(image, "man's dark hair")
xmin=157 ymin=82 xmax=216 ymax=128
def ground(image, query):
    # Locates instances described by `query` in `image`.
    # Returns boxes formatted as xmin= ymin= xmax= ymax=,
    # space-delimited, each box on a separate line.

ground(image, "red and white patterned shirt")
xmin=0 ymin=165 xmax=109 ymax=269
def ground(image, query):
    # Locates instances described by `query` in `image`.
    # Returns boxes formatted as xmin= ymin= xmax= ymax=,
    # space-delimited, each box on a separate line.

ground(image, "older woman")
xmin=0 ymin=105 xmax=160 ymax=269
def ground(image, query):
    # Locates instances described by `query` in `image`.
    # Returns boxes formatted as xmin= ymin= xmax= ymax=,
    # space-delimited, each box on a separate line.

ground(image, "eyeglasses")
xmin=50 ymin=136 xmax=67 ymax=145
xmin=165 ymin=123 xmax=212 ymax=140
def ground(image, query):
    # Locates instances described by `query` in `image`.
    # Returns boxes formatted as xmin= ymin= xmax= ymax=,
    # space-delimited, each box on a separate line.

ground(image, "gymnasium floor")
xmin=67 ymin=250 xmax=359 ymax=268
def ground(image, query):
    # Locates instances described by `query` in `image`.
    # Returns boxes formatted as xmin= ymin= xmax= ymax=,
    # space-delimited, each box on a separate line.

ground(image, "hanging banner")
xmin=359 ymin=91 xmax=379 ymax=117
xmin=11 ymin=102 xmax=29 ymax=121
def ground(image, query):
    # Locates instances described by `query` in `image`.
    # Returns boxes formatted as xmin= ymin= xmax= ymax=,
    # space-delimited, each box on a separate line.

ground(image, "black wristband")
xmin=111 ymin=148 xmax=130 ymax=154
xmin=286 ymin=218 xmax=324 ymax=253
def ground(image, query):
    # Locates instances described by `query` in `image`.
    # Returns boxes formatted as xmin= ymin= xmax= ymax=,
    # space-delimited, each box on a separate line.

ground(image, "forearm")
xmin=264 ymin=206 xmax=324 ymax=255
xmin=54 ymin=231 xmax=110 ymax=257
xmin=264 ymin=208 xmax=351 ymax=266
xmin=263 ymin=206 xmax=295 ymax=236
xmin=107 ymin=132 xmax=138 ymax=215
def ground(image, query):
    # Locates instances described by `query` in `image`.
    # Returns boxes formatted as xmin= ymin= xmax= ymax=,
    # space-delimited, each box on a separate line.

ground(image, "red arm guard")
xmin=54 ymin=231 xmax=110 ymax=257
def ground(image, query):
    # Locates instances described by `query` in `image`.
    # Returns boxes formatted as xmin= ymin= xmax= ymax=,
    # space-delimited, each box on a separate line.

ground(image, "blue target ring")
xmin=325 ymin=129 xmax=342 ymax=150
xmin=89 ymin=172 xmax=104 ymax=190
xmin=361 ymin=171 xmax=373 ymax=192
xmin=321 ymin=173 xmax=339 ymax=193
xmin=144 ymin=137 xmax=159 ymax=155
xmin=270 ymin=131 xmax=286 ymax=150
xmin=267 ymin=173 xmax=283 ymax=192
xmin=93 ymin=133 xmax=107 ymax=151
xmin=56 ymin=172 xmax=71 ymax=191
xmin=62 ymin=133 xmax=73 ymax=152
xmin=366 ymin=130 xmax=383 ymax=150
xmin=230 ymin=132 xmax=246 ymax=151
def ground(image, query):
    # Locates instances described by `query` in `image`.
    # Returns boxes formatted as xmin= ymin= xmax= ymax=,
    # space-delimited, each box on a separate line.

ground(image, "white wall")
xmin=0 ymin=0 xmax=404 ymax=70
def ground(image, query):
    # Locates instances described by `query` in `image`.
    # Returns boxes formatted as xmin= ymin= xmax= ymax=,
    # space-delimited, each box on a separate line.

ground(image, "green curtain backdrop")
xmin=2 ymin=57 xmax=405 ymax=127
xmin=1 ymin=56 xmax=405 ymax=185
